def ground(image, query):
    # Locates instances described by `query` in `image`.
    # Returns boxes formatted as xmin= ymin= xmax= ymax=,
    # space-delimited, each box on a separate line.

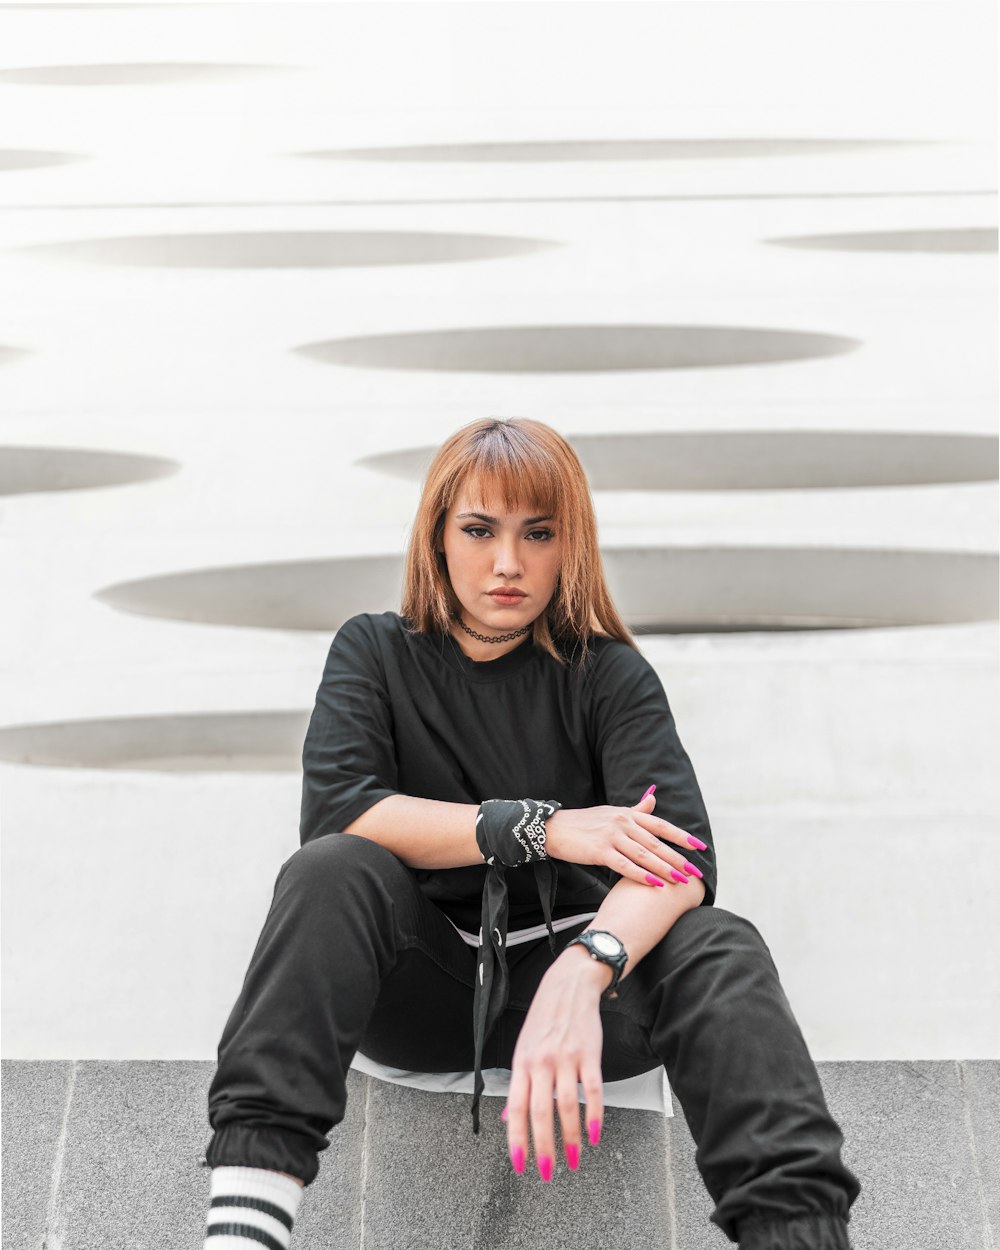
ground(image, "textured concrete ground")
xmin=3 ymin=1059 xmax=997 ymax=1250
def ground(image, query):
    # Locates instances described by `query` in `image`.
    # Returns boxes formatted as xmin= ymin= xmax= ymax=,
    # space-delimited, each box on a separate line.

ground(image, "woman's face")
xmin=440 ymin=486 xmax=561 ymax=650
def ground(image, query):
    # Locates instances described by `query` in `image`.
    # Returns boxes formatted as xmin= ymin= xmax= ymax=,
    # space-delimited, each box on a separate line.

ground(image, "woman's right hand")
xmin=544 ymin=790 xmax=705 ymax=888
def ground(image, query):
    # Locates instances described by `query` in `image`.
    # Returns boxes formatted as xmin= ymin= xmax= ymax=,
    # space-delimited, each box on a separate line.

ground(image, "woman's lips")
xmin=488 ymin=591 xmax=526 ymax=603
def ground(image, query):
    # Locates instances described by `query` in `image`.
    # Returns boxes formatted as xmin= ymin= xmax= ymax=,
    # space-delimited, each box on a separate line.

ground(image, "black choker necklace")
xmin=454 ymin=614 xmax=533 ymax=645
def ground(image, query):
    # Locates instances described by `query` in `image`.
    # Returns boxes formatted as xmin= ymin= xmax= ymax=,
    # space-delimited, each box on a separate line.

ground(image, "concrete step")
xmin=2 ymin=1060 xmax=997 ymax=1250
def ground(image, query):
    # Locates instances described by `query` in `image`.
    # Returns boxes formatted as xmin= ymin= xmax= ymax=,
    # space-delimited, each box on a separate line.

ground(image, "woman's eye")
xmin=461 ymin=526 xmax=554 ymax=541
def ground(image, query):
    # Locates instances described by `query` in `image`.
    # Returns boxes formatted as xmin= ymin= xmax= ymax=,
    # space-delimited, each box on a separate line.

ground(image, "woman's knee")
xmin=664 ymin=905 xmax=773 ymax=963
xmin=276 ymin=832 xmax=408 ymax=896
xmin=634 ymin=908 xmax=783 ymax=1019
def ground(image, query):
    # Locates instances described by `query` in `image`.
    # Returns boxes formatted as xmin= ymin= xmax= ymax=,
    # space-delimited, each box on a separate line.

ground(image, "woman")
xmin=202 ymin=417 xmax=860 ymax=1250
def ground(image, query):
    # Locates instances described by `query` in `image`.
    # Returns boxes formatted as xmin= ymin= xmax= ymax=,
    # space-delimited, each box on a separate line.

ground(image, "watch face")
xmin=591 ymin=932 xmax=623 ymax=958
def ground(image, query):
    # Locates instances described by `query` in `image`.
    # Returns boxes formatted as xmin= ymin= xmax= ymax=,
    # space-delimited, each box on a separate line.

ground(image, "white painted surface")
xmin=1 ymin=1 xmax=997 ymax=1060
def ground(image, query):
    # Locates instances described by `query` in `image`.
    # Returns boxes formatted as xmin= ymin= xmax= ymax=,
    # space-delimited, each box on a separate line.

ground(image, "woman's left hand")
xmin=504 ymin=947 xmax=609 ymax=1180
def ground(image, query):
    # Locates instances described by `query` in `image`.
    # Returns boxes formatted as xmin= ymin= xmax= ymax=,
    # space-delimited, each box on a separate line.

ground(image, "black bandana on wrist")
xmin=470 ymin=797 xmax=562 ymax=1134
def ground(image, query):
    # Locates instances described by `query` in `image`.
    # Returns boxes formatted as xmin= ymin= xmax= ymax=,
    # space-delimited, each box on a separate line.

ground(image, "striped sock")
xmin=204 ymin=1166 xmax=304 ymax=1250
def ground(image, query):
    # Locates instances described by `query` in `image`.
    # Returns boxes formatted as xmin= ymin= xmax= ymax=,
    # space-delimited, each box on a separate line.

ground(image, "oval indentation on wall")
xmin=303 ymin=138 xmax=927 ymax=163
xmin=359 ymin=431 xmax=999 ymax=491
xmin=0 ymin=711 xmax=307 ymax=771
xmin=16 ymin=230 xmax=560 ymax=269
xmin=0 ymin=64 xmax=289 ymax=86
xmin=604 ymin=548 xmax=998 ymax=632
xmin=0 ymin=447 xmax=180 ymax=497
xmin=96 ymin=556 xmax=404 ymax=631
xmin=294 ymin=326 xmax=860 ymax=374
xmin=94 ymin=548 xmax=998 ymax=632
xmin=0 ymin=149 xmax=87 ymax=172
xmin=767 ymin=227 xmax=998 ymax=254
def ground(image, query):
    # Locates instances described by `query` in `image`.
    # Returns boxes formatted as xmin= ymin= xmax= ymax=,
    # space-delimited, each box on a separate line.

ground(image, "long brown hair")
xmin=400 ymin=416 xmax=638 ymax=669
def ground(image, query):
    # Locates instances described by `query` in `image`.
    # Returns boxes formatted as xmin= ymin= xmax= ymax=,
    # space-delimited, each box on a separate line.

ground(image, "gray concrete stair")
xmin=3 ymin=1060 xmax=997 ymax=1250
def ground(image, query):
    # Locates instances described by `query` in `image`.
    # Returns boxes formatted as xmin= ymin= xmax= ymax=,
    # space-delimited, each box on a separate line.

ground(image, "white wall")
xmin=1 ymin=1 xmax=997 ymax=1059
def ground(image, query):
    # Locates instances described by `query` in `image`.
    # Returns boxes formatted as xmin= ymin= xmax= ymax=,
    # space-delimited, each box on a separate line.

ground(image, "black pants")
xmin=205 ymin=834 xmax=860 ymax=1247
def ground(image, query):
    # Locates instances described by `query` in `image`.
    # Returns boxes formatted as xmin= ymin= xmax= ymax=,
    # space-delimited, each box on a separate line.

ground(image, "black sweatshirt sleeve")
xmin=589 ymin=641 xmax=717 ymax=905
xmin=299 ymin=614 xmax=399 ymax=845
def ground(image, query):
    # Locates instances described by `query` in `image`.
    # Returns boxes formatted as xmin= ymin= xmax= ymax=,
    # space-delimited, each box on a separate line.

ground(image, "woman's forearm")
xmin=342 ymin=794 xmax=484 ymax=869
xmin=344 ymin=796 xmax=711 ymax=909
xmin=557 ymin=873 xmax=707 ymax=991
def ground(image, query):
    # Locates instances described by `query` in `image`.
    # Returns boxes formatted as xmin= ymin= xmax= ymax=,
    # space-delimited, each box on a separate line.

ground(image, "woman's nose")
xmin=493 ymin=540 xmax=523 ymax=575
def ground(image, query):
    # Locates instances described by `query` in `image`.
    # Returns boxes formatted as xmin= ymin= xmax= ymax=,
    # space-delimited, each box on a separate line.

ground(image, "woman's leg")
xmin=205 ymin=833 xmax=481 ymax=1186
xmin=602 ymin=906 xmax=861 ymax=1248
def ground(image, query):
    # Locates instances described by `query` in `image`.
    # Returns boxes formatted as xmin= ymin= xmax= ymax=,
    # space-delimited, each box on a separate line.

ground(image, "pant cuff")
xmin=204 ymin=1123 xmax=321 ymax=1187
xmin=738 ymin=1213 xmax=852 ymax=1250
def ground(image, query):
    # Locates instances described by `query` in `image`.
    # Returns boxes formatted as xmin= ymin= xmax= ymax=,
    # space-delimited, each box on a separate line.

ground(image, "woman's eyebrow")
xmin=456 ymin=511 xmax=553 ymax=525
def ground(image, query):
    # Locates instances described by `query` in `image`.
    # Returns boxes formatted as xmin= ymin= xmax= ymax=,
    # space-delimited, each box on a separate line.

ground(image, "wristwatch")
xmin=566 ymin=929 xmax=628 ymax=999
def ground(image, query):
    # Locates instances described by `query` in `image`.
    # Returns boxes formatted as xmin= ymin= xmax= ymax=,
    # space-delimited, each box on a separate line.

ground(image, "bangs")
xmin=447 ymin=434 xmax=562 ymax=519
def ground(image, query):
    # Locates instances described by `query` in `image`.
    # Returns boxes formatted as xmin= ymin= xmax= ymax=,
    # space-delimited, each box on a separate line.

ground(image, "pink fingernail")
xmin=588 ymin=1119 xmax=602 ymax=1147
xmin=510 ymin=1145 xmax=525 ymax=1174
xmin=566 ymin=1142 xmax=579 ymax=1171
xmin=681 ymin=861 xmax=704 ymax=879
xmin=645 ymin=873 xmax=665 ymax=887
xmin=669 ymin=870 xmax=689 ymax=884
xmin=640 ymin=784 xmax=656 ymax=800
xmin=538 ymin=1155 xmax=553 ymax=1182
xmin=500 ymin=1106 xmax=508 ymax=1122
xmin=687 ymin=835 xmax=708 ymax=850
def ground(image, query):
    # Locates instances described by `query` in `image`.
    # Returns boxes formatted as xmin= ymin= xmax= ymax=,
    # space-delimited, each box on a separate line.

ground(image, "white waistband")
xmin=446 ymin=911 xmax=599 ymax=948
